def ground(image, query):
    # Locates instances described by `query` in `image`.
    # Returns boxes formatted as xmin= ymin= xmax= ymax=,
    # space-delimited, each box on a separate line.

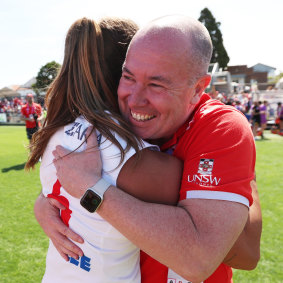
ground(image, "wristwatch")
xmin=80 ymin=178 xmax=111 ymax=213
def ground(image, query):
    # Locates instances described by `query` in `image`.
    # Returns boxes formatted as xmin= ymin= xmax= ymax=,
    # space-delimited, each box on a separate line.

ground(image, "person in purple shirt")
xmin=259 ymin=101 xmax=268 ymax=139
xmin=277 ymin=102 xmax=283 ymax=135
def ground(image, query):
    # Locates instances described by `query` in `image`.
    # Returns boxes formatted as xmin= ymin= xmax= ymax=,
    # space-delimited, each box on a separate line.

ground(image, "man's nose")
xmin=128 ymin=84 xmax=147 ymax=107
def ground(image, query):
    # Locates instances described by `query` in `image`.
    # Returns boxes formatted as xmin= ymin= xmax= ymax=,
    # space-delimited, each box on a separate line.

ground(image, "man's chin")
xmin=133 ymin=129 xmax=148 ymax=139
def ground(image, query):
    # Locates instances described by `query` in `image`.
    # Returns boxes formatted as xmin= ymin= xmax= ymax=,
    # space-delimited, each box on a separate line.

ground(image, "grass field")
xmin=0 ymin=126 xmax=282 ymax=282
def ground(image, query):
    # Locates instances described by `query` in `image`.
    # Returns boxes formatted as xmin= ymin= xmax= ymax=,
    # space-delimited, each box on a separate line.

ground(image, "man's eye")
xmin=123 ymin=75 xmax=134 ymax=81
xmin=150 ymin=83 xmax=163 ymax=88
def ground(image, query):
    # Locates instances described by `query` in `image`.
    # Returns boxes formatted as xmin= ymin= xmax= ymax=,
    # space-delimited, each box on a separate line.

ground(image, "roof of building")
xmin=21 ymin=77 xmax=36 ymax=88
xmin=252 ymin=63 xmax=276 ymax=70
xmin=0 ymin=87 xmax=21 ymax=98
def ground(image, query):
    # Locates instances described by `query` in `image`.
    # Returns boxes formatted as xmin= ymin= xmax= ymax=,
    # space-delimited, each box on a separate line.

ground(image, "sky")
xmin=0 ymin=0 xmax=282 ymax=89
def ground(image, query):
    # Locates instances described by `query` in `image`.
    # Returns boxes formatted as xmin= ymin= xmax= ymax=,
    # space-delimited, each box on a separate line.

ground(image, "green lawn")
xmin=233 ymin=132 xmax=283 ymax=282
xmin=0 ymin=126 xmax=282 ymax=282
xmin=0 ymin=126 xmax=48 ymax=283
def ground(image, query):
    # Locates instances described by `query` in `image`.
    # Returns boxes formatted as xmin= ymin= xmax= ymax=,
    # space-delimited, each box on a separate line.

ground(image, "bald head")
xmin=128 ymin=15 xmax=212 ymax=84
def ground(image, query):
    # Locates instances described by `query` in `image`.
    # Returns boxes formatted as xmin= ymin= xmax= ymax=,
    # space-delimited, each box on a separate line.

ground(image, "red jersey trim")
xmin=47 ymin=179 xmax=72 ymax=227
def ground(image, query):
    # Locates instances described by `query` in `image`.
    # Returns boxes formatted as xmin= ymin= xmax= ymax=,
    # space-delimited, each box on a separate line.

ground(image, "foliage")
xmin=198 ymin=8 xmax=230 ymax=69
xmin=32 ymin=61 xmax=61 ymax=95
xmin=268 ymin=72 xmax=283 ymax=84
xmin=0 ymin=127 xmax=283 ymax=282
xmin=275 ymin=72 xmax=283 ymax=83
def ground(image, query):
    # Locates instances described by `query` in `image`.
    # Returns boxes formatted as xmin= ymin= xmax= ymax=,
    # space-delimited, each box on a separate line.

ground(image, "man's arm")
xmin=223 ymin=180 xmax=262 ymax=269
xmin=21 ymin=113 xmax=32 ymax=122
xmin=97 ymin=188 xmax=248 ymax=282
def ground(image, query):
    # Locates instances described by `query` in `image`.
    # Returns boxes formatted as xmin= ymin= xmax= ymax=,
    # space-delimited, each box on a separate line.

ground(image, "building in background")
xmin=227 ymin=64 xmax=276 ymax=91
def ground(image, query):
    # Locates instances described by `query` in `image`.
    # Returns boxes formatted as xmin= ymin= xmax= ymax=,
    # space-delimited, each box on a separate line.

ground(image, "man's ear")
xmin=191 ymin=74 xmax=211 ymax=104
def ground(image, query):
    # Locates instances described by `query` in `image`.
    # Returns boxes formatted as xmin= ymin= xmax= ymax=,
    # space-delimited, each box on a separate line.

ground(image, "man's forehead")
xmin=122 ymin=65 xmax=172 ymax=85
xmin=130 ymin=35 xmax=182 ymax=54
xmin=127 ymin=35 xmax=190 ymax=71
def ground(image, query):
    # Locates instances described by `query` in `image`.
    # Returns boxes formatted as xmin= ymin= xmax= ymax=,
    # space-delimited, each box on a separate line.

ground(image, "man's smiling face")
xmin=117 ymin=37 xmax=197 ymax=143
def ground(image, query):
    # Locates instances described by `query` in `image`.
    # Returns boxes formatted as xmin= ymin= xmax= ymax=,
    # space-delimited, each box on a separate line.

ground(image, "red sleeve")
xmin=177 ymin=106 xmax=255 ymax=206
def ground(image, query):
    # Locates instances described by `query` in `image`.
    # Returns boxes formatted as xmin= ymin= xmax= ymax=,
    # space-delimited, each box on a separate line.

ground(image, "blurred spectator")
xmin=21 ymin=93 xmax=43 ymax=143
xmin=226 ymin=98 xmax=234 ymax=106
xmin=40 ymin=106 xmax=47 ymax=128
xmin=0 ymin=99 xmax=5 ymax=113
xmin=243 ymin=96 xmax=252 ymax=122
xmin=251 ymin=101 xmax=261 ymax=139
xmin=259 ymin=101 xmax=268 ymax=138
xmin=13 ymin=97 xmax=23 ymax=113
xmin=276 ymin=102 xmax=283 ymax=135
xmin=217 ymin=93 xmax=228 ymax=104
xmin=235 ymin=100 xmax=244 ymax=113
xmin=209 ymin=85 xmax=218 ymax=99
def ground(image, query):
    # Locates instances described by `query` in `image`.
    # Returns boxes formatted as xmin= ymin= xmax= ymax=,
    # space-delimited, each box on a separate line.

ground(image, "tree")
xmin=32 ymin=61 xmax=61 ymax=95
xmin=198 ymin=8 xmax=230 ymax=69
xmin=276 ymin=72 xmax=283 ymax=82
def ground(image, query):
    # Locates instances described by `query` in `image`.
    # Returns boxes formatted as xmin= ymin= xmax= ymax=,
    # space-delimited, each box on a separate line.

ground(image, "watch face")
xmin=80 ymin=190 xmax=102 ymax=213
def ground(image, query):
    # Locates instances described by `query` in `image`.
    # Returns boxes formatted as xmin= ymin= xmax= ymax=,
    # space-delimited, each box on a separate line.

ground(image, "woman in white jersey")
xmin=25 ymin=17 xmax=182 ymax=282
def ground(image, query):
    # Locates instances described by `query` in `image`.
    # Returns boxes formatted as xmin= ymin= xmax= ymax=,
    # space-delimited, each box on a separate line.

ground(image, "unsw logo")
xmin=187 ymin=158 xmax=221 ymax=186
xmin=187 ymin=174 xmax=221 ymax=186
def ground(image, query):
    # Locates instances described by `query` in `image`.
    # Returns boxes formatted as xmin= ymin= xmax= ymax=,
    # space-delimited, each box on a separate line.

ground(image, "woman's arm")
xmin=223 ymin=180 xmax=262 ymax=269
xmin=117 ymin=148 xmax=182 ymax=205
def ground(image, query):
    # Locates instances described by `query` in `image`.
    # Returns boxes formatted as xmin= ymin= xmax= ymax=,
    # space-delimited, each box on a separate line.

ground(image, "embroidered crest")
xmin=198 ymin=159 xmax=214 ymax=175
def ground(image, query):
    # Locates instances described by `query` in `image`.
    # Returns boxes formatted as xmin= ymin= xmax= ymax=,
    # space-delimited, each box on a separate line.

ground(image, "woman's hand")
xmin=52 ymin=127 xmax=102 ymax=198
xmin=34 ymin=193 xmax=84 ymax=261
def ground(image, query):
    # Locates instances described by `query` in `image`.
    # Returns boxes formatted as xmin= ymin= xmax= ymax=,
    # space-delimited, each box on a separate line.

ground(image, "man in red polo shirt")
xmin=21 ymin=93 xmax=42 ymax=142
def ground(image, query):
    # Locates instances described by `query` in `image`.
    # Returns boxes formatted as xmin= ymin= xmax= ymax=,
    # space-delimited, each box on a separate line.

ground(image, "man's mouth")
xmin=131 ymin=110 xmax=155 ymax=122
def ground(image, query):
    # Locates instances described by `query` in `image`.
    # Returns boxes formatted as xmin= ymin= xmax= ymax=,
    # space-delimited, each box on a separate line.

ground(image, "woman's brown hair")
xmin=25 ymin=17 xmax=141 ymax=169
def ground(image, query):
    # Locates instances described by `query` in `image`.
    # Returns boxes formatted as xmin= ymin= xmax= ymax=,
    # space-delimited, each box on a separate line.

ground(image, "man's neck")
xmin=146 ymin=137 xmax=170 ymax=147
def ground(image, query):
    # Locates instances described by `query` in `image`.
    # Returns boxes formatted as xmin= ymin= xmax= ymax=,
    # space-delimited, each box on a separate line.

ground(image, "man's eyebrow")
xmin=122 ymin=66 xmax=133 ymax=75
xmin=149 ymin=76 xmax=172 ymax=85
xmin=122 ymin=66 xmax=172 ymax=85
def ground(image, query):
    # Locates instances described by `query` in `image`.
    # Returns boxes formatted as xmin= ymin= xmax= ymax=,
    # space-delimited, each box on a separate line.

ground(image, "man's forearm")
xmin=98 ymin=187 xmax=248 ymax=282
xmin=98 ymin=187 xmax=204 ymax=282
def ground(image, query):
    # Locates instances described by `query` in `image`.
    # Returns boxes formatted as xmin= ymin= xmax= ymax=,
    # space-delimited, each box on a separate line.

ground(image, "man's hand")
xmin=34 ymin=193 xmax=84 ymax=261
xmin=52 ymin=127 xmax=102 ymax=198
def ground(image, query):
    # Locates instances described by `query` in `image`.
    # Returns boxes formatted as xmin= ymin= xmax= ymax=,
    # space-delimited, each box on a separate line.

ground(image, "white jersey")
xmin=40 ymin=116 xmax=158 ymax=283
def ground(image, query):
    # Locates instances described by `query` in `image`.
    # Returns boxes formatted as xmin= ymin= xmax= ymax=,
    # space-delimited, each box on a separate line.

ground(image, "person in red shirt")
xmin=21 ymin=93 xmax=42 ymax=142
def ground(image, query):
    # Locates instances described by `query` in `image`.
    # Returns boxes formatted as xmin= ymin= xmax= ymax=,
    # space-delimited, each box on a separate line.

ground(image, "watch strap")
xmin=88 ymin=178 xmax=111 ymax=198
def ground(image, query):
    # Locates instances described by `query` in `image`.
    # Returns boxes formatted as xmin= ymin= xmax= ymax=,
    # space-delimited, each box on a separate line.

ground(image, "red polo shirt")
xmin=140 ymin=94 xmax=255 ymax=283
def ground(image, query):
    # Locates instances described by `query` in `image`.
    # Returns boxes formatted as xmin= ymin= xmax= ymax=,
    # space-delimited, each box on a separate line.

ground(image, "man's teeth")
xmin=131 ymin=111 xmax=154 ymax=121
